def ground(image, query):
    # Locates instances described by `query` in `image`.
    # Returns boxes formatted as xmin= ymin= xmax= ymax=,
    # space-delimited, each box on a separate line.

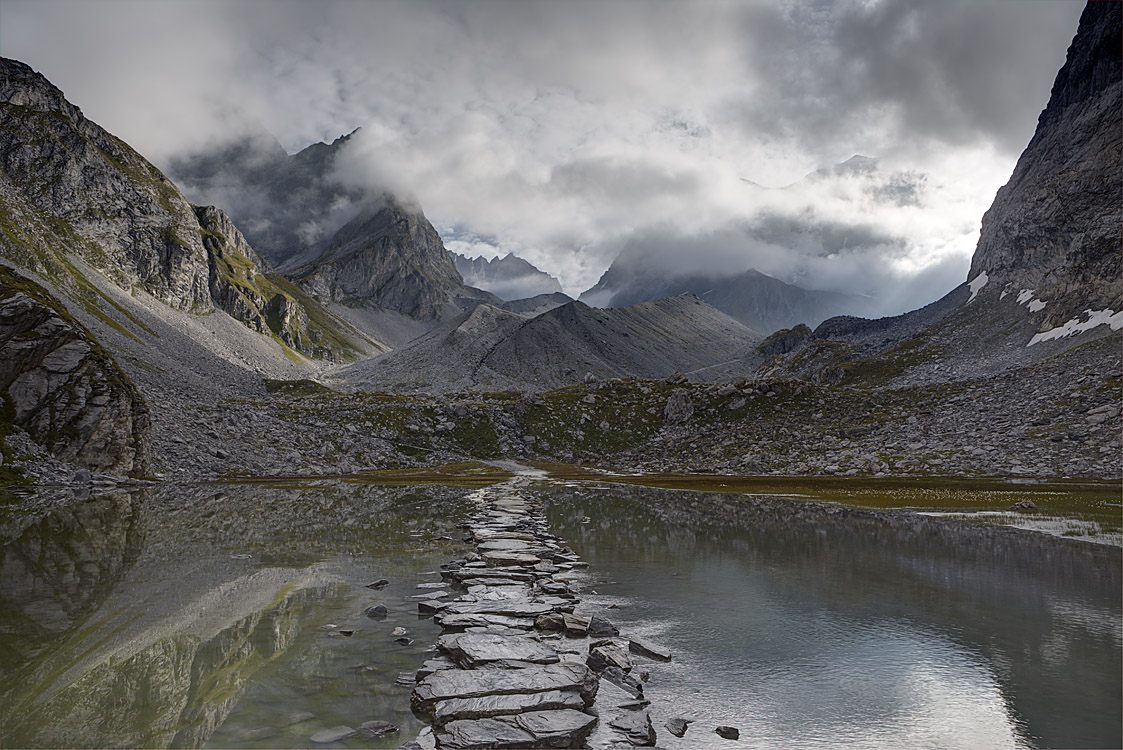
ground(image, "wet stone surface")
xmin=408 ymin=480 xmax=676 ymax=748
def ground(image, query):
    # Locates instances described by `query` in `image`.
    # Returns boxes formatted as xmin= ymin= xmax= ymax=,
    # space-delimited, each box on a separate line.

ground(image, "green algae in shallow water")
xmin=205 ymin=462 xmax=514 ymax=489
xmin=531 ymin=463 xmax=1122 ymax=543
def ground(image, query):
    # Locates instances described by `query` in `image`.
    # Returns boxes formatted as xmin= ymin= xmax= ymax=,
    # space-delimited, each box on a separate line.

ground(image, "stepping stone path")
xmin=407 ymin=482 xmax=674 ymax=749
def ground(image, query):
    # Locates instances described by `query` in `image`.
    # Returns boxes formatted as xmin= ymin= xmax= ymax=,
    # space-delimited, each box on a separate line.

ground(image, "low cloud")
xmin=0 ymin=0 xmax=1084 ymax=307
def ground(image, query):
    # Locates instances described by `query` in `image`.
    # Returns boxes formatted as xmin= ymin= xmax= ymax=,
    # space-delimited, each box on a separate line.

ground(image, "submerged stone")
xmin=358 ymin=720 xmax=398 ymax=737
xmin=665 ymin=717 xmax=690 ymax=737
xmin=310 ymin=725 xmax=356 ymax=743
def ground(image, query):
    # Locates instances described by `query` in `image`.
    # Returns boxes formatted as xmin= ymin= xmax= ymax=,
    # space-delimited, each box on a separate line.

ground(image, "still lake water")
xmin=0 ymin=476 xmax=1119 ymax=749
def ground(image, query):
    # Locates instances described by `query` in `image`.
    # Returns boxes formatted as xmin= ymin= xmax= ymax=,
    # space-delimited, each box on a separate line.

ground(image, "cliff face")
xmin=0 ymin=58 xmax=371 ymax=362
xmin=0 ymin=266 xmax=150 ymax=476
xmin=0 ymin=58 xmax=213 ymax=311
xmin=968 ymin=1 xmax=1122 ymax=323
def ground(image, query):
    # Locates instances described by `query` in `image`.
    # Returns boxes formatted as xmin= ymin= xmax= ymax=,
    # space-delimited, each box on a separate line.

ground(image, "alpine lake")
xmin=1 ymin=464 xmax=1119 ymax=749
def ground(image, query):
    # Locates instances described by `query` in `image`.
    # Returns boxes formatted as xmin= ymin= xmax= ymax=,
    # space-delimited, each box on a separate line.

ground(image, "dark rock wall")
xmin=968 ymin=1 xmax=1122 ymax=322
xmin=0 ymin=266 xmax=149 ymax=475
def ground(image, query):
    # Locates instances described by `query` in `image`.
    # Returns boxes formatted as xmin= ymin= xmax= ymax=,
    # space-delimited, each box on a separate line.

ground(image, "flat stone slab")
xmin=478 ymin=539 xmax=540 ymax=552
xmin=449 ymin=568 xmax=533 ymax=583
xmin=514 ymin=709 xmax=598 ymax=746
xmin=432 ymin=689 xmax=586 ymax=725
xmin=629 ymin=637 xmax=672 ymax=662
xmin=474 ymin=531 xmax=537 ymax=542
xmin=438 ymin=632 xmax=560 ymax=667
xmin=435 ymin=709 xmax=596 ymax=750
xmin=444 ymin=600 xmax=554 ymax=618
xmin=435 ymin=716 xmax=535 ymax=749
xmin=436 ymin=613 xmax=536 ymax=630
xmin=412 ymin=662 xmax=598 ymax=711
xmin=482 ymin=551 xmax=541 ymax=567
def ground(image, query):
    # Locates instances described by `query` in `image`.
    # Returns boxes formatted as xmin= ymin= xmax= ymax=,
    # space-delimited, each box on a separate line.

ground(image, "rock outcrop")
xmin=967 ymin=1 xmax=1121 ymax=323
xmin=0 ymin=266 xmax=149 ymax=476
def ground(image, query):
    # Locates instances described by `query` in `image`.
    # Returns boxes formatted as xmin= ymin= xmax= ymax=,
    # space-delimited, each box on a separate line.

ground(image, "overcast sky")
xmin=1 ymin=0 xmax=1085 ymax=311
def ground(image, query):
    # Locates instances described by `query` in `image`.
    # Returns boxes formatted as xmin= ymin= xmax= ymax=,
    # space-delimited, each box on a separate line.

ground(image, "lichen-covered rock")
xmin=663 ymin=388 xmax=694 ymax=425
xmin=757 ymin=323 xmax=813 ymax=356
xmin=0 ymin=266 xmax=149 ymax=475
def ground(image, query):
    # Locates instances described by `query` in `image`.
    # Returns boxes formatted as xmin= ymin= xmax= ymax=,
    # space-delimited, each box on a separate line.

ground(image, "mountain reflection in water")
xmin=0 ymin=479 xmax=1118 ymax=749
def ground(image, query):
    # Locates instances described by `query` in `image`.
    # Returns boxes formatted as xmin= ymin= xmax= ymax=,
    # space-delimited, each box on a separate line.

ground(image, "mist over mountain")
xmin=453 ymin=252 xmax=563 ymax=301
xmin=168 ymin=129 xmax=367 ymax=271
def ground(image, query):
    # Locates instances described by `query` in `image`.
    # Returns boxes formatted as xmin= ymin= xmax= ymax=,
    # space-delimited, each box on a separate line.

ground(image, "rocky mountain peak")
xmin=967 ymin=1 xmax=1121 ymax=324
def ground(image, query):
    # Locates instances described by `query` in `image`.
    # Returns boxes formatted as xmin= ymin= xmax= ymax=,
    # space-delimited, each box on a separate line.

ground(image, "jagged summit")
xmin=453 ymin=252 xmax=564 ymax=301
xmin=170 ymin=126 xmax=483 ymax=323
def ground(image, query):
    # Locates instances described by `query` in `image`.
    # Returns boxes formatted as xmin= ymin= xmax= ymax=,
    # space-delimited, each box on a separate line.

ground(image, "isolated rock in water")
xmin=0 ymin=268 xmax=150 ymax=476
xmin=665 ymin=717 xmax=690 ymax=737
xmin=663 ymin=388 xmax=694 ymax=425
xmin=715 ymin=725 xmax=740 ymax=740
xmin=366 ymin=578 xmax=390 ymax=589
xmin=365 ymin=604 xmax=388 ymax=619
xmin=609 ymin=710 xmax=657 ymax=746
